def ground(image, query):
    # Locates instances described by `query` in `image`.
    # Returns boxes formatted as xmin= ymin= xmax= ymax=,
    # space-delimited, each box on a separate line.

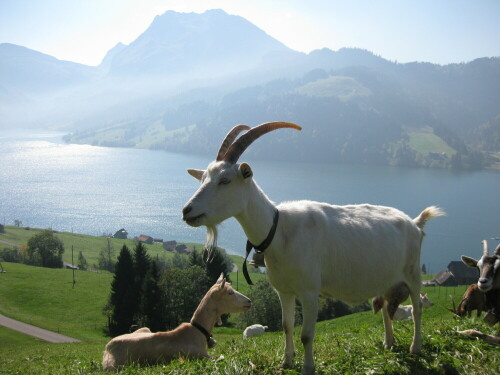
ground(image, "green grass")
xmin=0 ymin=262 xmax=112 ymax=341
xmin=407 ymin=127 xmax=456 ymax=157
xmin=1 ymin=261 xmax=498 ymax=374
xmin=0 ymin=231 xmax=498 ymax=374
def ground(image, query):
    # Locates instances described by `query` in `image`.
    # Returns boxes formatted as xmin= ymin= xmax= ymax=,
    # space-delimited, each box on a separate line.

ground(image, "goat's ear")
xmin=461 ymin=255 xmax=478 ymax=268
xmin=187 ymin=169 xmax=205 ymax=181
xmin=239 ymin=163 xmax=253 ymax=180
xmin=216 ymin=273 xmax=226 ymax=289
xmin=216 ymin=272 xmax=224 ymax=283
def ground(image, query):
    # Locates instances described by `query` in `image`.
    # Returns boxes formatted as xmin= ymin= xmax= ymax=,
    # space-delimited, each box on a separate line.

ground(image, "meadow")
xmin=0 ymin=228 xmax=498 ymax=374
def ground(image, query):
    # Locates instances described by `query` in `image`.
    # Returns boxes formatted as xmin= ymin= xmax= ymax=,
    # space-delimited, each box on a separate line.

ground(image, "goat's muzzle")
xmin=182 ymin=205 xmax=205 ymax=226
xmin=478 ymin=278 xmax=493 ymax=292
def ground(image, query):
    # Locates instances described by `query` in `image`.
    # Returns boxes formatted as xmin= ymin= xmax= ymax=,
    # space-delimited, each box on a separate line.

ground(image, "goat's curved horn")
xmin=222 ymin=121 xmax=302 ymax=164
xmin=216 ymin=124 xmax=251 ymax=161
xmin=494 ymin=243 xmax=500 ymax=257
xmin=482 ymin=240 xmax=489 ymax=256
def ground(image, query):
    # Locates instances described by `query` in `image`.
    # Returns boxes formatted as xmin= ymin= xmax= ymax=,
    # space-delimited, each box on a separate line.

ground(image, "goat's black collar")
xmin=191 ymin=321 xmax=212 ymax=344
xmin=242 ymin=207 xmax=279 ymax=285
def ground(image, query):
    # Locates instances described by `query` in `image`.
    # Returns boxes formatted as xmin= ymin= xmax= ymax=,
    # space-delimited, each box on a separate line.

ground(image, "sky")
xmin=0 ymin=0 xmax=499 ymax=66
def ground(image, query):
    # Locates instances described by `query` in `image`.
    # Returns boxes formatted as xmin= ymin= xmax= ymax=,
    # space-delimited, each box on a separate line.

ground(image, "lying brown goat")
xmin=449 ymin=284 xmax=486 ymax=317
xmin=102 ymin=274 xmax=251 ymax=370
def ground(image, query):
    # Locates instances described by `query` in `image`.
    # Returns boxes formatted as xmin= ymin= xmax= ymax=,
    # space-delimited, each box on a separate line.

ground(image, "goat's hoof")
xmin=410 ymin=343 xmax=421 ymax=354
xmin=281 ymin=354 xmax=295 ymax=369
xmin=301 ymin=364 xmax=315 ymax=375
xmin=383 ymin=340 xmax=394 ymax=350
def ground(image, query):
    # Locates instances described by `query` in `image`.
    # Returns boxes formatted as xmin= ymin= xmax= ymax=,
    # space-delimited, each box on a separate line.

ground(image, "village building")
xmin=174 ymin=244 xmax=188 ymax=253
xmin=113 ymin=228 xmax=128 ymax=239
xmin=447 ymin=261 xmax=479 ymax=285
xmin=137 ymin=235 xmax=154 ymax=245
xmin=434 ymin=270 xmax=457 ymax=287
xmin=163 ymin=241 xmax=177 ymax=251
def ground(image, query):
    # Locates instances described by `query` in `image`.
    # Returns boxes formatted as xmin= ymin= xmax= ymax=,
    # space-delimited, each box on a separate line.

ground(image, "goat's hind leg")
xmin=381 ymin=301 xmax=395 ymax=349
xmin=299 ymin=292 xmax=319 ymax=375
xmin=409 ymin=286 xmax=423 ymax=353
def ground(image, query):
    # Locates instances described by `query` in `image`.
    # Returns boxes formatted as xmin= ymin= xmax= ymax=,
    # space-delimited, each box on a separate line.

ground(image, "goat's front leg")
xmin=299 ymin=292 xmax=319 ymax=375
xmin=278 ymin=292 xmax=296 ymax=368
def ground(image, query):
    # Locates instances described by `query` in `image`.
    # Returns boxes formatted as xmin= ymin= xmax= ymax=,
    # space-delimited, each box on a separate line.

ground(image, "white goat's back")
xmin=269 ymin=202 xmax=423 ymax=304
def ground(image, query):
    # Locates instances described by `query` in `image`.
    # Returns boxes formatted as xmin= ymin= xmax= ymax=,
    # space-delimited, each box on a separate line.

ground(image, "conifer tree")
xmin=204 ymin=247 xmax=232 ymax=284
xmin=140 ymin=260 xmax=165 ymax=331
xmin=133 ymin=242 xmax=151 ymax=321
xmin=109 ymin=245 xmax=135 ymax=335
xmin=189 ymin=249 xmax=204 ymax=267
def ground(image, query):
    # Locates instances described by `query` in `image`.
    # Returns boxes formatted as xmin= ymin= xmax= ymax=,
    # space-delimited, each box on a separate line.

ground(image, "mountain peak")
xmin=106 ymin=9 xmax=290 ymax=77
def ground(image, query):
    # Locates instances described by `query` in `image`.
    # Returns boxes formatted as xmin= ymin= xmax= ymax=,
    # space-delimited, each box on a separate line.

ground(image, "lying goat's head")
xmin=182 ymin=122 xmax=301 ymax=251
xmin=461 ymin=240 xmax=500 ymax=292
xmin=211 ymin=273 xmax=252 ymax=314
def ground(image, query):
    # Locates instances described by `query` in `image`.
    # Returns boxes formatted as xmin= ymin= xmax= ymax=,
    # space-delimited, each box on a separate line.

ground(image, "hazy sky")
xmin=1 ymin=0 xmax=499 ymax=66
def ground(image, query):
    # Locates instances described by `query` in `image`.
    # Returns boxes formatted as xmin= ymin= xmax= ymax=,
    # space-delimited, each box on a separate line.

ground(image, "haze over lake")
xmin=1 ymin=130 xmax=498 ymax=272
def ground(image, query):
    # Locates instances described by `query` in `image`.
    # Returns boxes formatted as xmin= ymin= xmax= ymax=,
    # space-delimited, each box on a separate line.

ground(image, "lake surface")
xmin=0 ymin=130 xmax=498 ymax=272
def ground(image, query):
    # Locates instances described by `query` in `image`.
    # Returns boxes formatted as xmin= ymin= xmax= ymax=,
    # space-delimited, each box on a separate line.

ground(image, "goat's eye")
xmin=219 ymin=178 xmax=231 ymax=186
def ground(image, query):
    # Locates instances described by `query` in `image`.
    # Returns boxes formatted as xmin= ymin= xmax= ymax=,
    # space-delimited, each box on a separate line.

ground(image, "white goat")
xmin=243 ymin=324 xmax=268 ymax=339
xmin=392 ymin=293 xmax=433 ymax=320
xmin=182 ymin=122 xmax=445 ymax=374
xmin=102 ymin=274 xmax=251 ymax=371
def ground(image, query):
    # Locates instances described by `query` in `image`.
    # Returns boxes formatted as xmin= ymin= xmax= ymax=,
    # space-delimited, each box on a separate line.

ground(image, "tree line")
xmin=104 ymin=242 xmax=233 ymax=336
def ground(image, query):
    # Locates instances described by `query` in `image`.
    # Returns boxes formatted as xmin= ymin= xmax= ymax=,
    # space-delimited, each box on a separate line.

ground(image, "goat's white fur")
xmin=183 ymin=159 xmax=444 ymax=374
xmin=243 ymin=324 xmax=268 ymax=338
xmin=393 ymin=293 xmax=433 ymax=320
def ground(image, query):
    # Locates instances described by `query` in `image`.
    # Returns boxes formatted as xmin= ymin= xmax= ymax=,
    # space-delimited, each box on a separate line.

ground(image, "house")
xmin=153 ymin=238 xmax=163 ymax=244
xmin=163 ymin=241 xmax=177 ymax=251
xmin=447 ymin=261 xmax=479 ymax=285
xmin=138 ymin=235 xmax=153 ymax=245
xmin=114 ymin=229 xmax=128 ymax=239
xmin=434 ymin=270 xmax=458 ymax=287
xmin=175 ymin=244 xmax=188 ymax=253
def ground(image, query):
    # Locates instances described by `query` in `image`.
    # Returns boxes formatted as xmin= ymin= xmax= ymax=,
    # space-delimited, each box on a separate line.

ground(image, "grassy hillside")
xmin=0 ymin=260 xmax=498 ymax=374
xmin=0 ymin=262 xmax=112 ymax=341
xmin=407 ymin=127 xmax=456 ymax=157
xmin=0 ymin=225 xmax=206 ymax=267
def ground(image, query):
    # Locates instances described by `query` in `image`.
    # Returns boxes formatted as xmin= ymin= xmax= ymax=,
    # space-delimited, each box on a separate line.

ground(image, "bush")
xmin=235 ymin=279 xmax=299 ymax=331
xmin=0 ymin=247 xmax=24 ymax=263
xmin=26 ymin=230 xmax=64 ymax=268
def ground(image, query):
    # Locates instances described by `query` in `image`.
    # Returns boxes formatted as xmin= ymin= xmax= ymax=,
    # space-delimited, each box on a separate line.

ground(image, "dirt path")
xmin=0 ymin=314 xmax=81 ymax=343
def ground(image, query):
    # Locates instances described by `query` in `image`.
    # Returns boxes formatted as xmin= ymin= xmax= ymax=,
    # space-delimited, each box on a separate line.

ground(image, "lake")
xmin=0 ymin=130 xmax=498 ymax=272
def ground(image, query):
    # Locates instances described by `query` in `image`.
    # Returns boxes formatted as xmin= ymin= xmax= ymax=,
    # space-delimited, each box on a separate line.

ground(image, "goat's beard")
xmin=203 ymin=224 xmax=218 ymax=262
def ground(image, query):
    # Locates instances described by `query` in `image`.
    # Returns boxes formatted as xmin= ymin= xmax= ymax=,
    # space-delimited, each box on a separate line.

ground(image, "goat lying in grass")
xmin=243 ymin=324 xmax=268 ymax=338
xmin=102 ymin=274 xmax=251 ymax=371
xmin=382 ymin=293 xmax=433 ymax=321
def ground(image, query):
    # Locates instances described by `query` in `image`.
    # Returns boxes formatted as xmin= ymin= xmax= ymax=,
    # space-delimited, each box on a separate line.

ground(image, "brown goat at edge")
xmin=449 ymin=284 xmax=486 ymax=317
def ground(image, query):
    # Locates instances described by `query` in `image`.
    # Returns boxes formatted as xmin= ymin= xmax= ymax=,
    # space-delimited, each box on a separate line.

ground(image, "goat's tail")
xmin=414 ymin=206 xmax=445 ymax=229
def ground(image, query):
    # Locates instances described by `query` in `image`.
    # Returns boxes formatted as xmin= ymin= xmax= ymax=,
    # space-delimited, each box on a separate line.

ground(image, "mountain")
xmin=106 ymin=9 xmax=291 ymax=79
xmin=0 ymin=43 xmax=96 ymax=94
xmin=1 ymin=9 xmax=499 ymax=169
